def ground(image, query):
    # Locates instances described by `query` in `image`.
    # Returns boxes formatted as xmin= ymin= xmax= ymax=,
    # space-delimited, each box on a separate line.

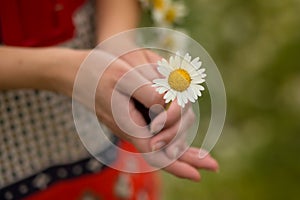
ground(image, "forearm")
xmin=95 ymin=0 xmax=141 ymax=43
xmin=0 ymin=46 xmax=84 ymax=96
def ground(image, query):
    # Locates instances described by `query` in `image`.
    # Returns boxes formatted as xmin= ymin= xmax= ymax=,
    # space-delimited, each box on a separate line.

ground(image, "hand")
xmin=95 ymin=42 xmax=183 ymax=144
xmin=129 ymin=101 xmax=219 ymax=181
xmin=58 ymin=48 xmax=218 ymax=181
xmin=114 ymin=48 xmax=219 ymax=180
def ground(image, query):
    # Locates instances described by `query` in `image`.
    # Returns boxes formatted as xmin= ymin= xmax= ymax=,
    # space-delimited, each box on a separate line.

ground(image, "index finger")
xmin=150 ymin=101 xmax=190 ymax=134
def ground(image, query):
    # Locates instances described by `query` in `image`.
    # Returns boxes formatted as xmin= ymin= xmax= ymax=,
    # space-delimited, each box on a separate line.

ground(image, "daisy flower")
xmin=152 ymin=0 xmax=168 ymax=10
xmin=152 ymin=52 xmax=206 ymax=108
xmin=139 ymin=0 xmax=151 ymax=9
xmin=156 ymin=28 xmax=188 ymax=52
xmin=152 ymin=0 xmax=187 ymax=27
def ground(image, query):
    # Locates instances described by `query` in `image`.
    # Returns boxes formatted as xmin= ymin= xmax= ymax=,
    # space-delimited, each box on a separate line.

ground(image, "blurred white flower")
xmin=152 ymin=52 xmax=206 ymax=108
xmin=139 ymin=0 xmax=151 ymax=9
xmin=152 ymin=0 xmax=187 ymax=27
xmin=152 ymin=0 xmax=169 ymax=10
xmin=157 ymin=28 xmax=189 ymax=51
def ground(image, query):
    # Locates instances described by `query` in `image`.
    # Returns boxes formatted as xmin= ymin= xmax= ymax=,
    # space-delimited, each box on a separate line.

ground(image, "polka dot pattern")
xmin=0 ymin=0 xmax=112 ymax=188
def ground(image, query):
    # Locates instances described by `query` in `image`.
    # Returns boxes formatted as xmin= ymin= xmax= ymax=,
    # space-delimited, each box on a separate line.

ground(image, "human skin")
xmin=0 ymin=0 xmax=218 ymax=181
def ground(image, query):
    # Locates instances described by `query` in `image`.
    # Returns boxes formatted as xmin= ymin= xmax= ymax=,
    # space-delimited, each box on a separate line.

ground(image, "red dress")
xmin=0 ymin=0 xmax=160 ymax=199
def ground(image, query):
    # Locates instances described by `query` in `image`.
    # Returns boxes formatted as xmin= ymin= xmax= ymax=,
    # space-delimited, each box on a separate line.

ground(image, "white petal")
xmin=191 ymin=85 xmax=202 ymax=97
xmin=182 ymin=93 xmax=188 ymax=104
xmin=176 ymin=92 xmax=184 ymax=107
xmin=184 ymin=53 xmax=191 ymax=62
xmin=195 ymin=89 xmax=202 ymax=97
xmin=182 ymin=62 xmax=199 ymax=76
xmin=157 ymin=66 xmax=172 ymax=77
xmin=152 ymin=10 xmax=164 ymax=24
xmin=197 ymin=68 xmax=206 ymax=74
xmin=169 ymin=55 xmax=175 ymax=67
xmin=180 ymin=59 xmax=188 ymax=69
xmin=187 ymin=87 xmax=197 ymax=99
xmin=164 ymin=91 xmax=172 ymax=103
xmin=154 ymin=86 xmax=167 ymax=93
xmin=191 ymin=78 xmax=205 ymax=84
xmin=166 ymin=90 xmax=177 ymax=103
xmin=177 ymin=98 xmax=184 ymax=108
xmin=191 ymin=56 xmax=199 ymax=63
xmin=181 ymin=60 xmax=195 ymax=73
xmin=165 ymin=98 xmax=172 ymax=103
xmin=179 ymin=91 xmax=188 ymax=104
xmin=191 ymin=57 xmax=202 ymax=69
xmin=164 ymin=90 xmax=174 ymax=100
xmin=186 ymin=89 xmax=196 ymax=102
xmin=170 ymin=89 xmax=177 ymax=101
xmin=161 ymin=58 xmax=169 ymax=66
xmin=173 ymin=2 xmax=187 ymax=18
xmin=153 ymin=83 xmax=164 ymax=88
xmin=194 ymin=84 xmax=205 ymax=91
xmin=188 ymin=65 xmax=197 ymax=73
xmin=158 ymin=59 xmax=174 ymax=72
xmin=173 ymin=53 xmax=181 ymax=68
xmin=183 ymin=90 xmax=195 ymax=103
xmin=157 ymin=87 xmax=169 ymax=94
xmin=153 ymin=78 xmax=169 ymax=87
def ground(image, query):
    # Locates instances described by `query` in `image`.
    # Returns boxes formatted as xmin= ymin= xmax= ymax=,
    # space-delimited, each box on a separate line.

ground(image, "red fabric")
xmin=0 ymin=2 xmax=162 ymax=198
xmin=24 ymin=141 xmax=161 ymax=200
xmin=0 ymin=0 xmax=86 ymax=46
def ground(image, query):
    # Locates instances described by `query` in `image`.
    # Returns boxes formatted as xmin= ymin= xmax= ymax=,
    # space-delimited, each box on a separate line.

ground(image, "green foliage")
xmin=141 ymin=0 xmax=300 ymax=199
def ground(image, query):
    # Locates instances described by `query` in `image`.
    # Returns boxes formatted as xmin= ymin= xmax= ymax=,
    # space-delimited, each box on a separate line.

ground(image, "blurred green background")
xmin=142 ymin=0 xmax=300 ymax=199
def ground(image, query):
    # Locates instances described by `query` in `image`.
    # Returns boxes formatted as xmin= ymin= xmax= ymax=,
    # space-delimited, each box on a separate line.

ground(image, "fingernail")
xmin=172 ymin=147 xmax=180 ymax=159
xmin=198 ymin=149 xmax=209 ymax=159
xmin=208 ymin=159 xmax=219 ymax=172
xmin=152 ymin=141 xmax=166 ymax=151
xmin=150 ymin=122 xmax=164 ymax=135
xmin=215 ymin=162 xmax=220 ymax=173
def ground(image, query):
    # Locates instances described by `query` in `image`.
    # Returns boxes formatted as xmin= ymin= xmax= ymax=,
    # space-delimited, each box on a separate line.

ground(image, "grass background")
xmin=141 ymin=0 xmax=300 ymax=199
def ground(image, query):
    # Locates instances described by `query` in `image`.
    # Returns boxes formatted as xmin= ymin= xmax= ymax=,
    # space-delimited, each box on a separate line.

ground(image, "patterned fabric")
xmin=0 ymin=141 xmax=161 ymax=200
xmin=0 ymin=0 xmax=113 ymax=189
xmin=0 ymin=144 xmax=112 ymax=199
xmin=0 ymin=1 xmax=161 ymax=200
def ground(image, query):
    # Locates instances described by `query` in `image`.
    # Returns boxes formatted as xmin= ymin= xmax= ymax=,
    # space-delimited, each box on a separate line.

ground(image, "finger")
xmin=114 ymin=62 xmax=165 ymax=108
xmin=133 ymin=83 xmax=165 ymax=108
xmin=140 ymin=149 xmax=201 ymax=181
xmin=111 ymin=91 xmax=152 ymax=140
xmin=163 ymin=111 xmax=194 ymax=159
xmin=121 ymin=50 xmax=161 ymax=80
xmin=150 ymin=108 xmax=194 ymax=150
xmin=150 ymin=102 xmax=181 ymax=133
xmin=144 ymin=49 xmax=163 ymax=64
xmin=120 ymin=49 xmax=149 ymax=67
xmin=144 ymin=49 xmax=165 ymax=79
xmin=164 ymin=131 xmax=189 ymax=159
xmin=150 ymin=103 xmax=192 ymax=135
xmin=164 ymin=161 xmax=201 ymax=182
xmin=179 ymin=148 xmax=219 ymax=172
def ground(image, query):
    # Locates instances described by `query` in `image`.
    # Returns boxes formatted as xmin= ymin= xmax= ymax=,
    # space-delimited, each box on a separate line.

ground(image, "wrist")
xmin=42 ymin=48 xmax=89 ymax=97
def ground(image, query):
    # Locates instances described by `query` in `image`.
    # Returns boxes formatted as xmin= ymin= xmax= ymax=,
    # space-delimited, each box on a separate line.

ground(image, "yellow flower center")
xmin=168 ymin=69 xmax=191 ymax=91
xmin=165 ymin=8 xmax=176 ymax=23
xmin=163 ymin=36 xmax=175 ymax=49
xmin=153 ymin=0 xmax=164 ymax=10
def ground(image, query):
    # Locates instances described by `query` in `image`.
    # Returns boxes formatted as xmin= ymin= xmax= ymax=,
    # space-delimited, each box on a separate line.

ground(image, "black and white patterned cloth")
xmin=0 ymin=0 xmax=117 ymax=197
